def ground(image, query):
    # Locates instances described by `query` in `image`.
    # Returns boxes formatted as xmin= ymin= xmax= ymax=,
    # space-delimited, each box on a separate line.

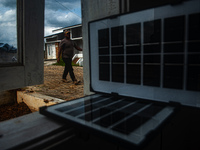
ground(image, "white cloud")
xmin=44 ymin=0 xmax=81 ymax=36
xmin=0 ymin=9 xmax=17 ymax=47
xmin=45 ymin=10 xmax=81 ymax=36
xmin=2 ymin=9 xmax=16 ymax=21
xmin=0 ymin=25 xmax=17 ymax=47
xmin=45 ymin=26 xmax=62 ymax=36
xmin=0 ymin=9 xmax=16 ymax=24
xmin=0 ymin=0 xmax=82 ymax=45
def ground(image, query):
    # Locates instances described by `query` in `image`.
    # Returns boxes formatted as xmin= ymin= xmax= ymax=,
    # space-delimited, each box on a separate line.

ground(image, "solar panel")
xmin=40 ymin=94 xmax=176 ymax=149
xmin=89 ymin=2 xmax=200 ymax=108
xmin=40 ymin=2 xmax=200 ymax=149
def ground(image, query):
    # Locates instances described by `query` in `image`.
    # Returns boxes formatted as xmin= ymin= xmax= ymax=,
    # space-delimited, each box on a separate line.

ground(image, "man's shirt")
xmin=59 ymin=38 xmax=77 ymax=58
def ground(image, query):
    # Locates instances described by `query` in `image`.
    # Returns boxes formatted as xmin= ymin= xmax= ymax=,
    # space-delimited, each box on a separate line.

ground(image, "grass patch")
xmin=53 ymin=58 xmax=65 ymax=66
xmin=72 ymin=62 xmax=80 ymax=66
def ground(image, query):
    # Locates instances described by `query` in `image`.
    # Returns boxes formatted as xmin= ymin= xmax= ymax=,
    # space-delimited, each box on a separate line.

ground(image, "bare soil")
xmin=0 ymin=65 xmax=84 ymax=122
xmin=0 ymin=103 xmax=32 ymax=122
xmin=26 ymin=65 xmax=84 ymax=101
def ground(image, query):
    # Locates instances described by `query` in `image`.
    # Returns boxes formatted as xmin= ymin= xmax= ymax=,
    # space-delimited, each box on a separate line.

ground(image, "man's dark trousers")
xmin=62 ymin=58 xmax=75 ymax=81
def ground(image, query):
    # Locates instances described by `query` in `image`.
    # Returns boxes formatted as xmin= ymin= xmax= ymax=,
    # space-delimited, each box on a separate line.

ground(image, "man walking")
xmin=57 ymin=30 xmax=82 ymax=85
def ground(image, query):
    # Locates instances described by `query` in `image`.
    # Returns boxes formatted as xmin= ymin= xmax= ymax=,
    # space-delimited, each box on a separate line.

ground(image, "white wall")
xmin=46 ymin=43 xmax=56 ymax=59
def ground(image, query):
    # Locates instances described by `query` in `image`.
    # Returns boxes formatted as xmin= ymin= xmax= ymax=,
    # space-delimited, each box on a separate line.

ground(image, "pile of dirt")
xmin=0 ymin=102 xmax=32 ymax=122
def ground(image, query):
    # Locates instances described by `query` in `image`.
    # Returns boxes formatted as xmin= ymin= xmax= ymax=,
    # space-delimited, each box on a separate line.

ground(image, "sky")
xmin=0 ymin=0 xmax=17 ymax=47
xmin=0 ymin=0 xmax=82 ymax=47
xmin=45 ymin=0 xmax=82 ymax=36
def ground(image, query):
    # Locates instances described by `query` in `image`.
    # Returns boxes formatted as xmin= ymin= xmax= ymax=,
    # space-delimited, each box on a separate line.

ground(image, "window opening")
xmin=72 ymin=26 xmax=82 ymax=39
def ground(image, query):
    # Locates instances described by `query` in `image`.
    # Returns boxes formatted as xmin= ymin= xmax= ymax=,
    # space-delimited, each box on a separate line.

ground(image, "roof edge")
xmin=52 ymin=24 xmax=82 ymax=33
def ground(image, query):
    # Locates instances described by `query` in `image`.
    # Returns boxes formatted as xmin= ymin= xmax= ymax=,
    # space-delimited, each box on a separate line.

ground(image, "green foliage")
xmin=53 ymin=58 xmax=79 ymax=66
xmin=72 ymin=61 xmax=79 ymax=66
xmin=53 ymin=58 xmax=65 ymax=66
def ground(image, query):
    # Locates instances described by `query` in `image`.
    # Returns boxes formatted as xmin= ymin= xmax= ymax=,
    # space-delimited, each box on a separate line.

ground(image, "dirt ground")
xmin=0 ymin=103 xmax=32 ymax=122
xmin=0 ymin=65 xmax=84 ymax=122
xmin=26 ymin=65 xmax=84 ymax=101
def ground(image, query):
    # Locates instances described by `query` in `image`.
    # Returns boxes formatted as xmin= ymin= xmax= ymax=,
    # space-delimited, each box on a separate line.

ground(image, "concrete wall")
xmin=0 ymin=0 xmax=44 ymax=92
xmin=0 ymin=91 xmax=17 ymax=105
xmin=81 ymin=0 xmax=120 ymax=95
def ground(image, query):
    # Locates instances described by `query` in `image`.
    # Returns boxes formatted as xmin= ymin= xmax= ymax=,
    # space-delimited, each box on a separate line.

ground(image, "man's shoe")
xmin=62 ymin=79 xmax=69 ymax=83
xmin=73 ymin=80 xmax=81 ymax=85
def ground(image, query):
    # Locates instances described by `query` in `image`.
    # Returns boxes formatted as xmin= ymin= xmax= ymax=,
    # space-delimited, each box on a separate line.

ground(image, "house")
xmin=44 ymin=32 xmax=63 ymax=60
xmin=44 ymin=24 xmax=83 ymax=66
xmin=0 ymin=0 xmax=200 ymax=150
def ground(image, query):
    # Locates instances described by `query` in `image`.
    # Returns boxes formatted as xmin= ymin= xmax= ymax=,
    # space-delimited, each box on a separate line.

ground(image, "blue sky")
xmin=0 ymin=0 xmax=82 ymax=47
xmin=45 ymin=0 xmax=82 ymax=36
